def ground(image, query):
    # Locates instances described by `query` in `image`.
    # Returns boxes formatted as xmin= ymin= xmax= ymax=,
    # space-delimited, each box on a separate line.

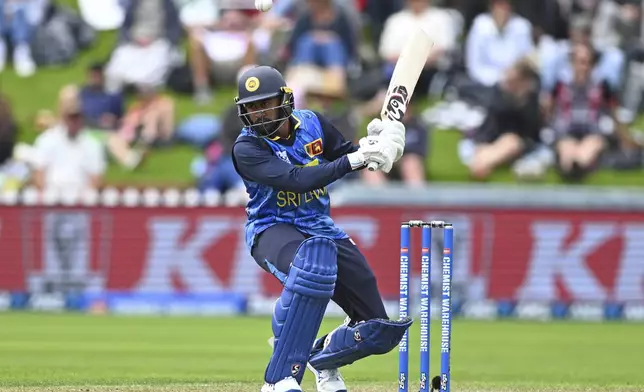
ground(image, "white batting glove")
xmin=367 ymin=118 xmax=384 ymax=137
xmin=360 ymin=135 xmax=397 ymax=173
xmin=366 ymin=119 xmax=405 ymax=162
xmin=347 ymin=136 xmax=396 ymax=172
xmin=380 ymin=121 xmax=405 ymax=162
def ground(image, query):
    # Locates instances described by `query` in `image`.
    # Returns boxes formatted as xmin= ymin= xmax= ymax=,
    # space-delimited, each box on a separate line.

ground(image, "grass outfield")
xmin=0 ymin=313 xmax=643 ymax=391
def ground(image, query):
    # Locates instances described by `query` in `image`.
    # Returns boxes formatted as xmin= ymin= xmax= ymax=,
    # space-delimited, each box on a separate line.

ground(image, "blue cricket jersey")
xmin=232 ymin=109 xmax=359 ymax=250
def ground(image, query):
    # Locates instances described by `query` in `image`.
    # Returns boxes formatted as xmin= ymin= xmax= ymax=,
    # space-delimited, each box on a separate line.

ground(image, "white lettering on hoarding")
xmin=518 ymin=222 xmax=616 ymax=301
xmin=136 ymin=218 xmax=234 ymax=292
xmin=614 ymin=225 xmax=644 ymax=301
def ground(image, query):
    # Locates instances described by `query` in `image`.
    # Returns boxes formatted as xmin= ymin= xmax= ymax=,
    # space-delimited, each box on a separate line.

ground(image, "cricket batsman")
xmin=231 ymin=66 xmax=412 ymax=392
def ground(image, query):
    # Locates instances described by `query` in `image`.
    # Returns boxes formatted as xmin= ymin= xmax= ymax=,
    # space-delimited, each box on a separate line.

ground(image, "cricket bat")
xmin=367 ymin=27 xmax=434 ymax=171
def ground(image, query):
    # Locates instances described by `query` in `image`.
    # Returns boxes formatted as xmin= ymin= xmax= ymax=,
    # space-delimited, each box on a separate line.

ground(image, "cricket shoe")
xmin=260 ymin=377 xmax=301 ymax=392
xmin=267 ymin=326 xmax=349 ymax=392
xmin=306 ymin=365 xmax=347 ymax=392
xmin=304 ymin=317 xmax=351 ymax=392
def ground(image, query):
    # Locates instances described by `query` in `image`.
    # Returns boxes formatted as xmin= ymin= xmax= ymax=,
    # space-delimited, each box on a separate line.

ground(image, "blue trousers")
xmin=290 ymin=33 xmax=348 ymax=68
xmin=0 ymin=0 xmax=34 ymax=45
xmin=251 ymin=223 xmax=389 ymax=322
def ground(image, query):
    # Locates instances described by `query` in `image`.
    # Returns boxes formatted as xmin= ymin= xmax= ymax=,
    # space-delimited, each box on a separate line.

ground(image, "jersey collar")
xmin=268 ymin=113 xmax=301 ymax=142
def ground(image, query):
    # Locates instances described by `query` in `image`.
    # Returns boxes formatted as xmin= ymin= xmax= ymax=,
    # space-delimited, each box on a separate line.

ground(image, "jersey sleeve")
xmin=313 ymin=111 xmax=358 ymax=161
xmin=232 ymin=136 xmax=353 ymax=193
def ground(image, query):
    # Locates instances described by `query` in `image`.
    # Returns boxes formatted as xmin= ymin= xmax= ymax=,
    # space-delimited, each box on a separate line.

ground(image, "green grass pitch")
xmin=0 ymin=313 xmax=643 ymax=391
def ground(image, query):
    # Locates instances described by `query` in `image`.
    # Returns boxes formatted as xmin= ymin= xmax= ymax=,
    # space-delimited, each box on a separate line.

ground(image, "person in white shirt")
xmin=379 ymin=0 xmax=458 ymax=92
xmin=465 ymin=0 xmax=533 ymax=87
xmin=32 ymin=85 xmax=106 ymax=196
xmin=358 ymin=0 xmax=458 ymax=116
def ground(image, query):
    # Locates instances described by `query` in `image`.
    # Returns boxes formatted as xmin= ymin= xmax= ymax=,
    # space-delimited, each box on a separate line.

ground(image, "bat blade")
xmin=368 ymin=27 xmax=434 ymax=171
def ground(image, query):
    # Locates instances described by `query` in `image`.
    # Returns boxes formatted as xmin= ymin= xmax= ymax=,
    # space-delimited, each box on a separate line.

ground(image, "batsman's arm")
xmin=232 ymin=138 xmax=354 ymax=193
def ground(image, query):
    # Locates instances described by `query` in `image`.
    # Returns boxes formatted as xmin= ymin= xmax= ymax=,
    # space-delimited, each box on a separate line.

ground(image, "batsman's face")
xmin=245 ymin=97 xmax=282 ymax=124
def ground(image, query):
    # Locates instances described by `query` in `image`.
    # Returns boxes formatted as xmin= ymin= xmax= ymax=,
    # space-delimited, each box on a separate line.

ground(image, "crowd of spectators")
xmin=1 ymin=0 xmax=644 ymax=198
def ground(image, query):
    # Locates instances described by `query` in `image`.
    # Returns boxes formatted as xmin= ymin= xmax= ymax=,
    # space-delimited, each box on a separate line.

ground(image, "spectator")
xmin=464 ymin=0 xmax=533 ymax=89
xmin=259 ymin=0 xmax=361 ymax=35
xmin=0 ymin=93 xmax=16 ymax=165
xmin=466 ymin=60 xmax=541 ymax=180
xmin=259 ymin=0 xmax=360 ymax=67
xmin=363 ymin=0 xmax=404 ymax=50
xmin=543 ymin=42 xmax=616 ymax=181
xmin=361 ymin=103 xmax=429 ymax=187
xmin=379 ymin=0 xmax=459 ymax=97
xmin=117 ymin=84 xmax=176 ymax=150
xmin=284 ymin=0 xmax=357 ymax=107
xmin=184 ymin=8 xmax=267 ymax=105
xmin=306 ymin=88 xmax=358 ymax=144
xmin=599 ymin=0 xmax=644 ymax=126
xmin=592 ymin=0 xmax=640 ymax=52
xmin=79 ymin=63 xmax=144 ymax=170
xmin=0 ymin=0 xmax=40 ymax=77
xmin=31 ymin=85 xmax=106 ymax=195
xmin=195 ymin=104 xmax=245 ymax=197
xmin=539 ymin=15 xmax=625 ymax=96
xmin=104 ymin=0 xmax=182 ymax=93
xmin=80 ymin=63 xmax=124 ymax=131
xmin=306 ymin=76 xmax=361 ymax=188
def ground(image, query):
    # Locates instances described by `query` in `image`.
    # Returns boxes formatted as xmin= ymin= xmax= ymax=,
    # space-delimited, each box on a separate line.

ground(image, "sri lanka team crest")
xmin=245 ymin=77 xmax=260 ymax=92
xmin=304 ymin=138 xmax=323 ymax=157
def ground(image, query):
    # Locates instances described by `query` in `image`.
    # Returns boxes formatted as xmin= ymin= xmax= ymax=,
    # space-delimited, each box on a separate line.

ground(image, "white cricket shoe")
xmin=267 ymin=337 xmax=348 ymax=392
xmin=306 ymin=365 xmax=347 ymax=392
xmin=261 ymin=377 xmax=302 ymax=392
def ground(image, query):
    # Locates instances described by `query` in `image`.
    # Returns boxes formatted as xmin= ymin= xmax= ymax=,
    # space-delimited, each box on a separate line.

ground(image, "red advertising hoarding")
xmin=1 ymin=206 xmax=642 ymax=302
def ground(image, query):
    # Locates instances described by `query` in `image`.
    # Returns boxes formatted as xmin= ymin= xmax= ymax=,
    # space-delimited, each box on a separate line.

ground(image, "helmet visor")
xmin=238 ymin=99 xmax=291 ymax=138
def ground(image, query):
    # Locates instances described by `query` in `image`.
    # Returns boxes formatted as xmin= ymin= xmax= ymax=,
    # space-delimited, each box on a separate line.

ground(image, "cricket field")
xmin=0 ymin=313 xmax=642 ymax=392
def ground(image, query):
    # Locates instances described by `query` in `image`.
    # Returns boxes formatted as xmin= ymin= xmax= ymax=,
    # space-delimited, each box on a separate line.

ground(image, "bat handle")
xmin=365 ymin=130 xmax=381 ymax=171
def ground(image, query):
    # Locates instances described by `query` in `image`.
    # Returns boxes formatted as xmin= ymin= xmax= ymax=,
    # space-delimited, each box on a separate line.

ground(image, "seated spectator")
xmin=31 ymin=85 xmax=106 ymax=195
xmin=464 ymin=0 xmax=533 ymax=89
xmin=258 ymin=0 xmax=305 ymax=31
xmin=598 ymin=0 xmax=644 ymax=125
xmin=193 ymin=103 xmax=245 ymax=200
xmin=303 ymin=76 xmax=363 ymax=186
xmin=0 ymin=0 xmax=41 ymax=77
xmin=184 ymin=7 xmax=268 ymax=105
xmin=363 ymin=0 xmax=404 ymax=50
xmin=361 ymin=102 xmax=429 ymax=187
xmin=283 ymin=0 xmax=357 ymax=107
xmin=543 ymin=42 xmax=617 ymax=181
xmin=80 ymin=62 xmax=124 ymax=131
xmin=539 ymin=15 xmax=624 ymax=96
xmin=104 ymin=0 xmax=182 ymax=93
xmin=306 ymin=87 xmax=358 ymax=144
xmin=117 ymin=84 xmax=175 ymax=150
xmin=379 ymin=0 xmax=459 ymax=96
xmin=79 ymin=63 xmax=144 ymax=170
xmin=465 ymin=60 xmax=541 ymax=180
xmin=259 ymin=0 xmax=361 ymax=38
xmin=0 ymin=93 xmax=16 ymax=165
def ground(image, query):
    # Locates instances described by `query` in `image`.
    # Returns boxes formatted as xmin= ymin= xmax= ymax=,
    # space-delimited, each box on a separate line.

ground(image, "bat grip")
xmin=367 ymin=162 xmax=379 ymax=171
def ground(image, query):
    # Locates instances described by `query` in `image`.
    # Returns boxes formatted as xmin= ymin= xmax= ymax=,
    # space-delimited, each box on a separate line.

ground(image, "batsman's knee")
xmin=285 ymin=236 xmax=338 ymax=299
